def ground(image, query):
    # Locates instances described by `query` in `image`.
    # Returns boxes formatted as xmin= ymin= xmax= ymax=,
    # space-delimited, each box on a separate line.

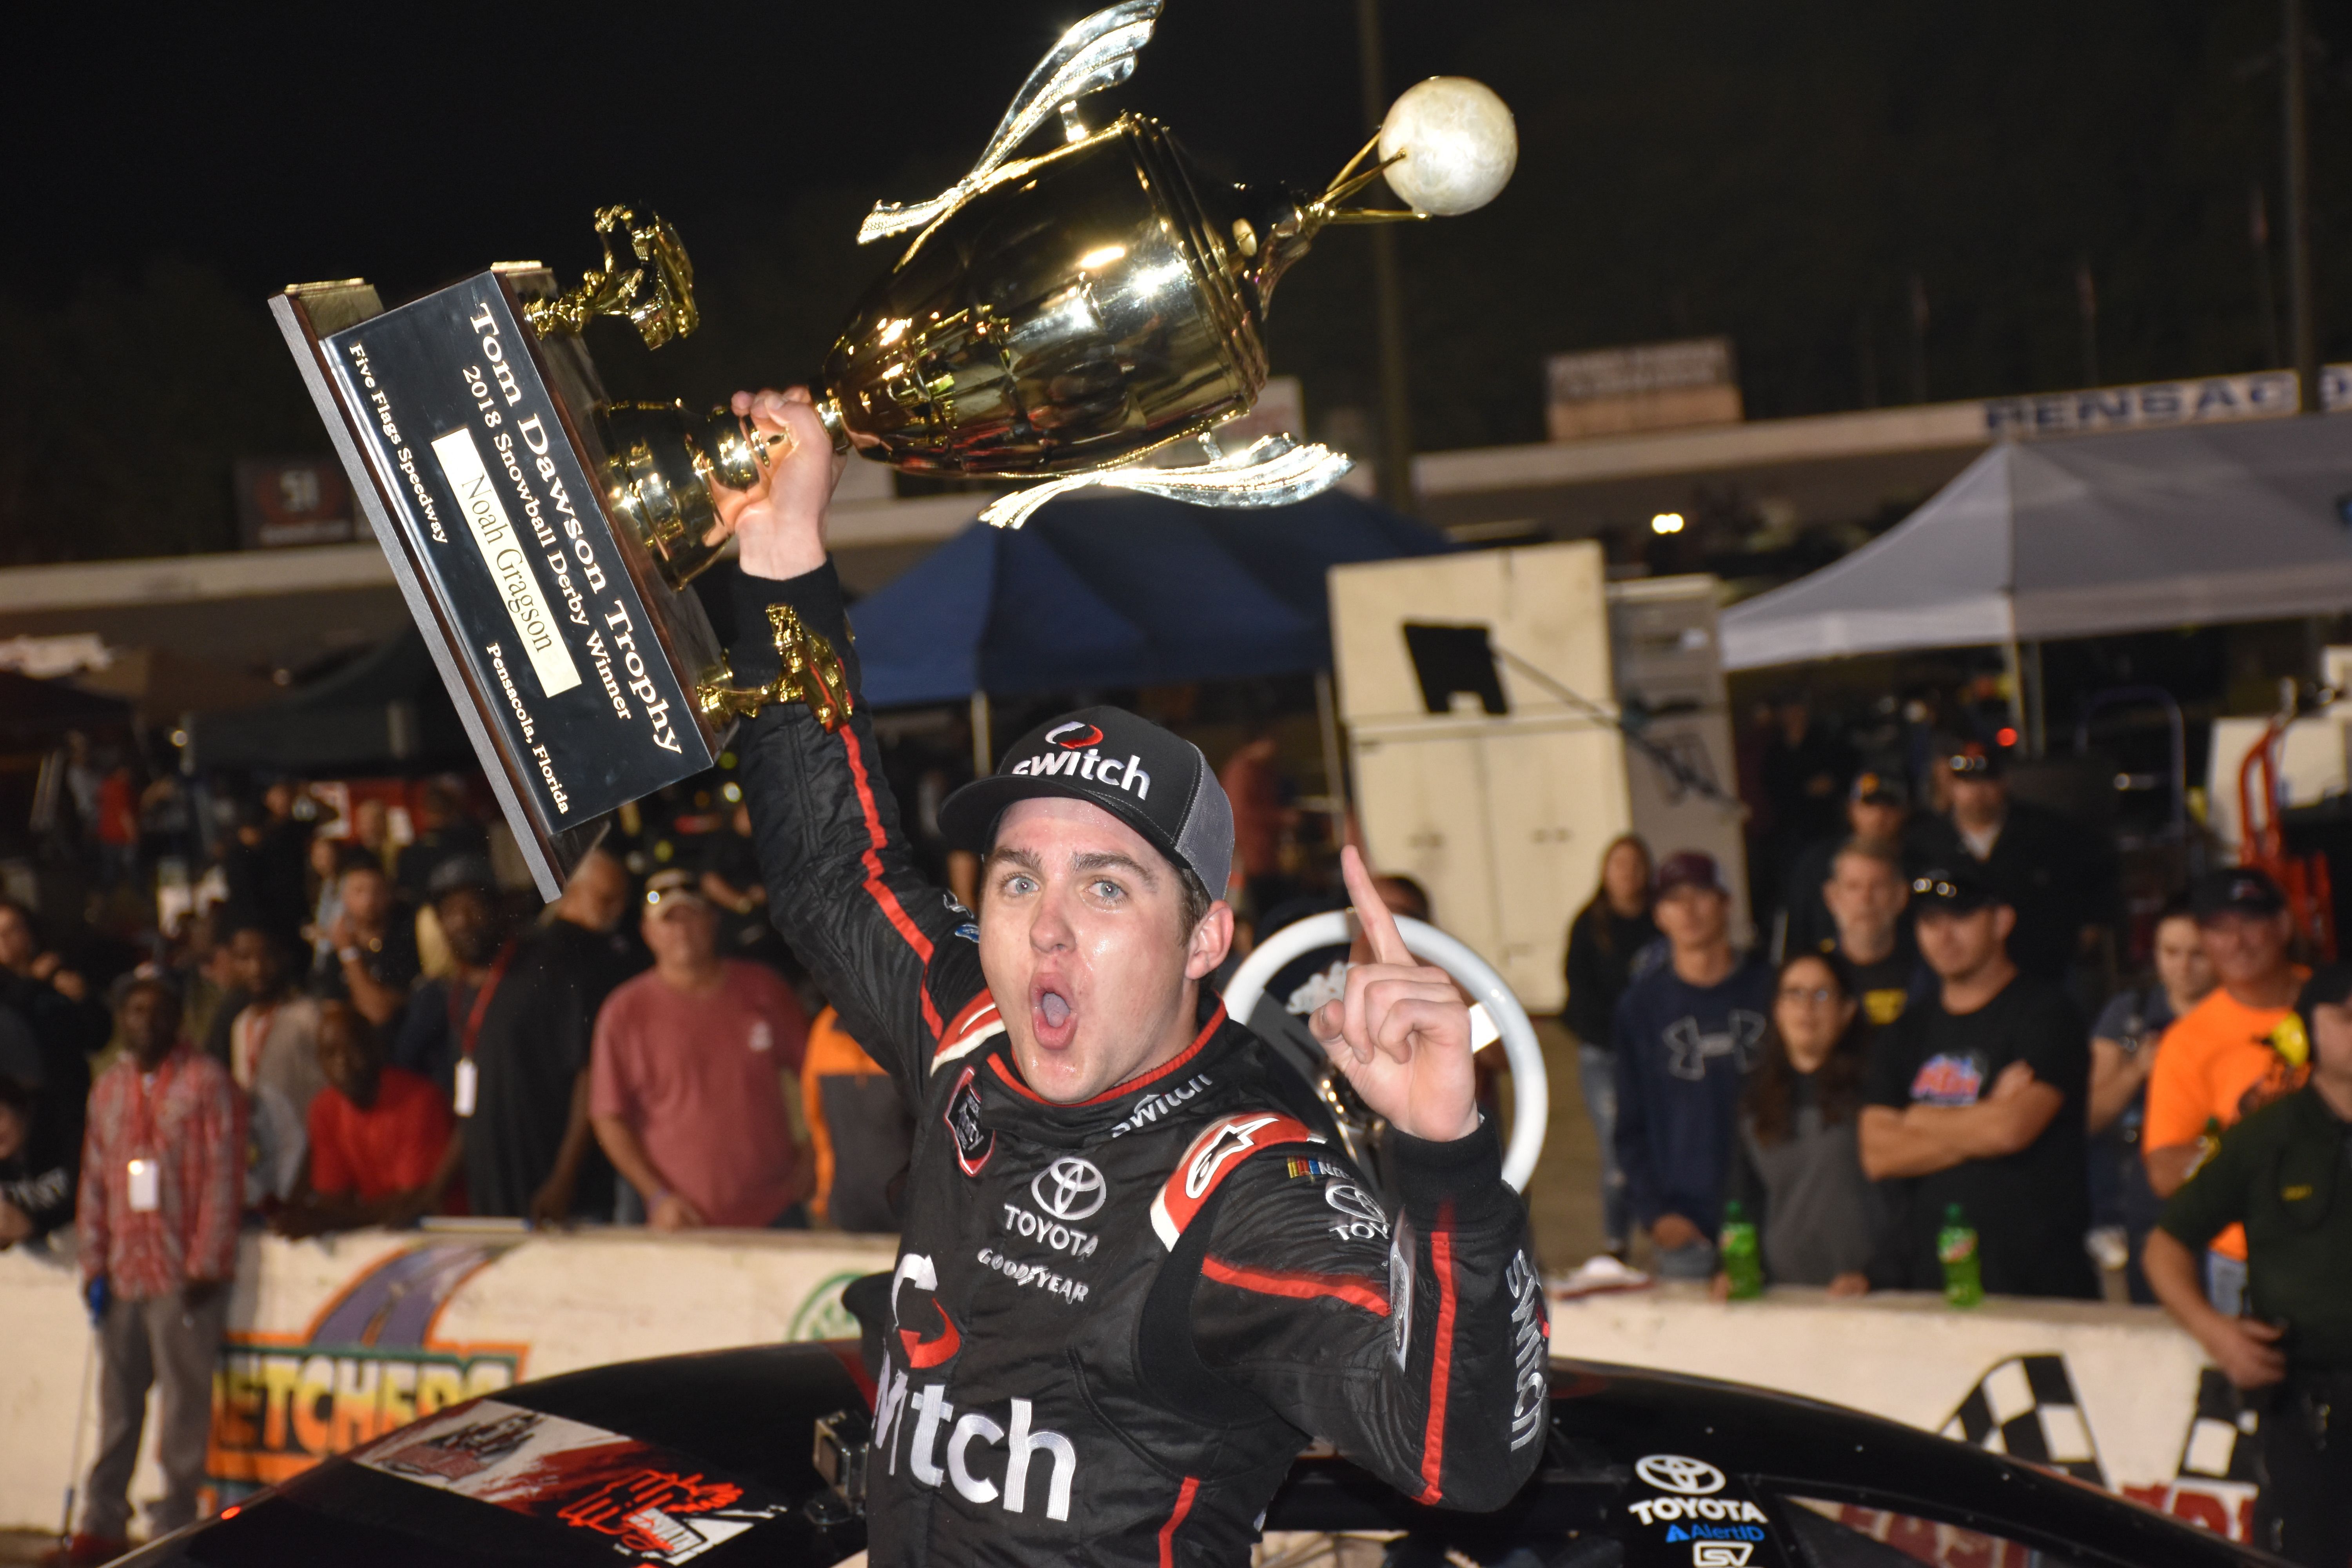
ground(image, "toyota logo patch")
xmin=1635 ymin=1454 xmax=1726 ymax=1495
xmin=1031 ymin=1156 xmax=1107 ymax=1221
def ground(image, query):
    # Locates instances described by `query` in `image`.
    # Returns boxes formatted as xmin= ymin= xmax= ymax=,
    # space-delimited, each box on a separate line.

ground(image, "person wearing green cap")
xmin=2146 ymin=962 xmax=2352 ymax=1568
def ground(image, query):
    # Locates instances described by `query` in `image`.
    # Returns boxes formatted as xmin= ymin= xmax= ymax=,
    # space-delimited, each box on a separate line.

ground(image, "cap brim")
xmin=939 ymin=774 xmax=1191 ymax=882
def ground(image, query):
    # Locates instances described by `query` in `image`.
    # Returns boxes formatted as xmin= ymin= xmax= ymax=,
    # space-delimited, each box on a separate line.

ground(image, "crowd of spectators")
xmin=1559 ymin=739 xmax=2315 ymax=1308
xmin=0 ymin=770 xmax=911 ymax=1560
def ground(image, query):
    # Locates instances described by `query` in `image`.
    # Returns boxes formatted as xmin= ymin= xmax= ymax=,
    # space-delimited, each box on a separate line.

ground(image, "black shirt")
xmin=392 ymin=929 xmax=607 ymax=1218
xmin=1833 ymin=939 xmax=1928 ymax=1032
xmin=309 ymin=906 xmax=423 ymax=1031
xmin=1911 ymin=802 xmax=2116 ymax=984
xmin=1563 ymin=903 xmax=1661 ymax=1049
xmin=2161 ymin=1084 xmax=2352 ymax=1372
xmin=0 ymin=1072 xmax=79 ymax=1241
xmin=1864 ymin=975 xmax=2097 ymax=1298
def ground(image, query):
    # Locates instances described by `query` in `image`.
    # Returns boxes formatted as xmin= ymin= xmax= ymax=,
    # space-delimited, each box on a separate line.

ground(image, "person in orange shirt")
xmin=798 ymin=1006 xmax=912 ymax=1232
xmin=2142 ymin=867 xmax=2309 ymax=1311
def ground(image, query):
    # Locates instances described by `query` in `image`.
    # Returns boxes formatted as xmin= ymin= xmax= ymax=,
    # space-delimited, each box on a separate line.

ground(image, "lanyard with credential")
xmin=448 ymin=942 xmax=516 ymax=1119
xmin=123 ymin=1049 xmax=182 ymax=1214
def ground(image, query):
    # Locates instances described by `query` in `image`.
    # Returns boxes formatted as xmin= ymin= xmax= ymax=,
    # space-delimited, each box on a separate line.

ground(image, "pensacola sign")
xmin=1983 ymin=363 xmax=2352 ymax=440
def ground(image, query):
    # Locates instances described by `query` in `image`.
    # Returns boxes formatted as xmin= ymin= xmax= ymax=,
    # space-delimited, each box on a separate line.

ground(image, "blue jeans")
xmin=1577 ymin=1044 xmax=1629 ymax=1251
xmin=1652 ymin=1240 xmax=1719 ymax=1281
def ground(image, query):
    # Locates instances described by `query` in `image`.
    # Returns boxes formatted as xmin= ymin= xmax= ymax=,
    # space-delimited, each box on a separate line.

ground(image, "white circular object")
xmin=1377 ymin=76 xmax=1517 ymax=216
xmin=1220 ymin=911 xmax=1548 ymax=1192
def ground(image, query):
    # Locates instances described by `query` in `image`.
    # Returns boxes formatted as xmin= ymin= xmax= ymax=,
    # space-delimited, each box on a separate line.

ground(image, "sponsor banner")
xmin=0 ymin=1227 xmax=897 ymax=1530
xmin=1552 ymin=1286 xmax=2256 ymax=1540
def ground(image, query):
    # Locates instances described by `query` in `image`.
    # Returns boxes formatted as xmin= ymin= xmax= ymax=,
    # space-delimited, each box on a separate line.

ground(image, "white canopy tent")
xmin=1719 ymin=414 xmax=2352 ymax=672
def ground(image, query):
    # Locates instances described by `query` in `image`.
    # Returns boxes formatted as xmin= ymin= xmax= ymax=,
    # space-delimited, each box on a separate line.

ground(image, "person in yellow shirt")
xmin=2141 ymin=868 xmax=2308 ymax=1310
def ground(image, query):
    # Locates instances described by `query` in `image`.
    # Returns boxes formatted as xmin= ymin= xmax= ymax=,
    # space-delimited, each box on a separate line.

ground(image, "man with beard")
xmin=703 ymin=384 xmax=1544 ymax=1568
xmin=393 ymin=857 xmax=603 ymax=1223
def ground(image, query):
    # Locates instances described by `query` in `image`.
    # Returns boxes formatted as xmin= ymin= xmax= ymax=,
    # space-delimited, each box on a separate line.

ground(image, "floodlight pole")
xmin=2285 ymin=0 xmax=2321 ymax=413
xmin=1357 ymin=0 xmax=1417 ymax=511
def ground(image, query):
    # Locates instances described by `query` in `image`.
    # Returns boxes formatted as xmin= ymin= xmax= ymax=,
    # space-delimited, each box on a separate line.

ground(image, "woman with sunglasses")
xmin=1711 ymin=950 xmax=1884 ymax=1298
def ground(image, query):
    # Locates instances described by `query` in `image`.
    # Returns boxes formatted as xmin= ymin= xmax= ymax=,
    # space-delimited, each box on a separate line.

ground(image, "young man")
xmin=590 ymin=870 xmax=811 ymax=1229
xmin=1781 ymin=769 xmax=1916 ymax=956
xmin=709 ymin=383 xmax=1543 ymax=1566
xmin=276 ymin=1001 xmax=461 ymax=1237
xmin=1815 ymin=838 xmax=1921 ymax=1029
xmin=1859 ymin=865 xmax=2096 ymax=1298
xmin=2141 ymin=867 xmax=2307 ymax=1313
xmin=541 ymin=846 xmax=645 ymax=1016
xmin=226 ymin=923 xmax=327 ymax=1204
xmin=1912 ymin=744 xmax=2112 ymax=985
xmin=2146 ymin=964 xmax=2352 ymax=1568
xmin=1611 ymin=849 xmax=1773 ymax=1279
xmin=68 ymin=979 xmax=243 ymax=1564
xmin=310 ymin=859 xmax=421 ymax=1035
xmin=393 ymin=857 xmax=603 ymax=1224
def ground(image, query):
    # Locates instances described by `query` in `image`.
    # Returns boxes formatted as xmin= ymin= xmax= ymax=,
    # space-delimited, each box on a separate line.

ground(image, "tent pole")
xmin=2002 ymin=639 xmax=2028 ymax=748
xmin=2027 ymin=641 xmax=2047 ymax=757
xmin=1315 ymin=668 xmax=1351 ymax=845
xmin=970 ymin=690 xmax=993 ymax=777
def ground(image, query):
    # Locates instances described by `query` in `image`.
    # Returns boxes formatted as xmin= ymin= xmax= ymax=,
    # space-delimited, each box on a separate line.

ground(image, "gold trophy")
xmin=554 ymin=0 xmax=1517 ymax=575
xmin=273 ymin=0 xmax=1513 ymax=897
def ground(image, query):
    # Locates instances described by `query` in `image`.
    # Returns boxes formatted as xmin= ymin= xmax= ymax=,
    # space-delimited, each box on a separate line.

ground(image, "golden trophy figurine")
xmin=273 ymin=0 xmax=1514 ymax=897
xmin=542 ymin=0 xmax=1519 ymax=557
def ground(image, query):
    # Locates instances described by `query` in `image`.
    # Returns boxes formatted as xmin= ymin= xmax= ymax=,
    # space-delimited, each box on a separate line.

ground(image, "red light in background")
xmin=1995 ymin=727 xmax=2018 ymax=747
xmin=220 ymin=1506 xmax=241 ymax=1520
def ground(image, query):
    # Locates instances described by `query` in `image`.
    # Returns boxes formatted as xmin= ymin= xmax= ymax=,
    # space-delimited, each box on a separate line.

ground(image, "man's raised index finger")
xmin=1340 ymin=844 xmax=1411 ymax=966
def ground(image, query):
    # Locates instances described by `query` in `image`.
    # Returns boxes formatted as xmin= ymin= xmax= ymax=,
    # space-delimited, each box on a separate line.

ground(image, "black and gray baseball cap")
xmin=1910 ymin=863 xmax=2000 ymax=913
xmin=2190 ymin=866 xmax=2287 ymax=922
xmin=939 ymin=706 xmax=1233 ymax=898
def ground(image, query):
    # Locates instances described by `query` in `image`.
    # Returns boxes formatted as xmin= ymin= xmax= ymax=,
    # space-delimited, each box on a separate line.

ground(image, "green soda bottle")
xmin=1937 ymin=1203 xmax=1983 ymax=1308
xmin=1720 ymin=1201 xmax=1763 ymax=1300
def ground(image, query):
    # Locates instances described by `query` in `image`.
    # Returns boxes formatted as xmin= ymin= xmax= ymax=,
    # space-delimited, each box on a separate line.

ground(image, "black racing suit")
xmin=729 ymin=561 xmax=1548 ymax=1568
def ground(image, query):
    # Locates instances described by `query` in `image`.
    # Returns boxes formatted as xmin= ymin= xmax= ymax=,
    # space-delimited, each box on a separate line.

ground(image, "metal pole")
xmin=969 ymin=689 xmax=993 ymax=778
xmin=2026 ymin=641 xmax=2047 ymax=758
xmin=1356 ymin=0 xmax=1416 ymax=511
xmin=2075 ymin=260 xmax=2099 ymax=388
xmin=2285 ymin=0 xmax=2321 ymax=412
xmin=2002 ymin=639 xmax=2028 ymax=744
xmin=1314 ymin=668 xmax=1351 ymax=846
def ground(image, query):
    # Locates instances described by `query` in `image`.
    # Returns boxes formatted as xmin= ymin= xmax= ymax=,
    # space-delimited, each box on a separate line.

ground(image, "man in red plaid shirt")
xmin=60 ymin=977 xmax=243 ymax=1564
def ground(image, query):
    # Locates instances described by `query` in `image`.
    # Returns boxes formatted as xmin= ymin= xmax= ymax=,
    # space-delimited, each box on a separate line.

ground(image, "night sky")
xmin=7 ymin=2 xmax=2349 ymax=564
xmin=6 ymin=2 xmax=1458 ymax=305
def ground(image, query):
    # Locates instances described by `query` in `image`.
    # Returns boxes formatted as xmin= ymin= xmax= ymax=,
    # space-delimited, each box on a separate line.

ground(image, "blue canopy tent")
xmin=849 ymin=489 xmax=1454 ymax=707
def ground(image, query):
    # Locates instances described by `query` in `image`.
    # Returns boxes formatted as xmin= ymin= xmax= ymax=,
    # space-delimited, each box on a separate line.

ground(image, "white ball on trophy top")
xmin=1376 ymin=77 xmax=1517 ymax=217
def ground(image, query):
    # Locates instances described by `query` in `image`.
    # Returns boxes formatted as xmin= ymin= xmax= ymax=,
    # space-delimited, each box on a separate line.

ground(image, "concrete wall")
xmin=0 ymin=1232 xmax=2249 ymax=1542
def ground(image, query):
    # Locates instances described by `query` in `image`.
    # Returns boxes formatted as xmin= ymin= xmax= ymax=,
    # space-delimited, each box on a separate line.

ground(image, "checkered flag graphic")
xmin=1939 ymin=1354 xmax=2107 ymax=1485
xmin=2174 ymin=1368 xmax=2262 ymax=1484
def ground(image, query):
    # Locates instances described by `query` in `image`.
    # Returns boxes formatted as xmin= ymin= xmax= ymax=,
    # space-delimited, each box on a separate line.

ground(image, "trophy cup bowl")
xmin=272 ymin=0 xmax=1513 ymax=898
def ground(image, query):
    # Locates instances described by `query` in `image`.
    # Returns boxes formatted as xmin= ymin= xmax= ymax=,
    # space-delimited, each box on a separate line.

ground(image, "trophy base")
xmin=273 ymin=270 xmax=728 ymax=900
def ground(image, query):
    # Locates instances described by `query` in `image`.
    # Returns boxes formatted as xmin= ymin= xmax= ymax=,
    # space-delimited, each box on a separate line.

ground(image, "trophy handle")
xmin=526 ymin=205 xmax=700 ymax=348
xmin=856 ymin=0 xmax=1165 ymax=245
xmin=694 ymin=606 xmax=857 ymax=730
xmin=976 ymin=432 xmax=1354 ymax=531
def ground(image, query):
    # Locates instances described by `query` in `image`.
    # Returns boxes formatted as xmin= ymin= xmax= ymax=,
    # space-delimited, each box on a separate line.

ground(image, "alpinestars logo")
xmin=1185 ymin=1114 xmax=1283 ymax=1199
xmin=1109 ymin=1073 xmax=1211 ymax=1137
